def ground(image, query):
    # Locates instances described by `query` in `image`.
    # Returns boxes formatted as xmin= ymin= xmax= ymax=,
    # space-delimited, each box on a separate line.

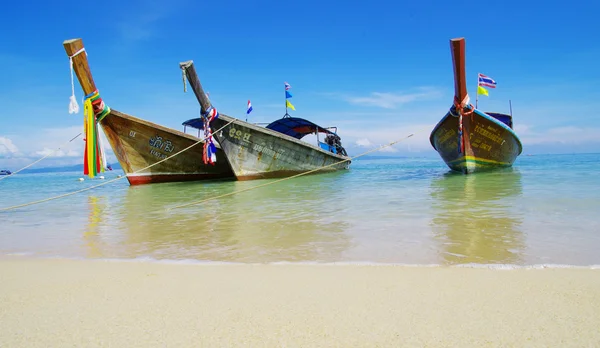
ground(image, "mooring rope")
xmin=0 ymin=119 xmax=236 ymax=212
xmin=0 ymin=133 xmax=83 ymax=182
xmin=167 ymin=133 xmax=414 ymax=211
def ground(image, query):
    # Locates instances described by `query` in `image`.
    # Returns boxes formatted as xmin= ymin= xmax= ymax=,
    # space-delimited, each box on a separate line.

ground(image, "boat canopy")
xmin=486 ymin=112 xmax=513 ymax=129
xmin=182 ymin=118 xmax=205 ymax=130
xmin=182 ymin=117 xmax=337 ymax=140
xmin=265 ymin=117 xmax=336 ymax=140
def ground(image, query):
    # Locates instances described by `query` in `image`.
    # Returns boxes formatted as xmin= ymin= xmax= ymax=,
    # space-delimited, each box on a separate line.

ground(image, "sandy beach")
xmin=1 ymin=258 xmax=599 ymax=347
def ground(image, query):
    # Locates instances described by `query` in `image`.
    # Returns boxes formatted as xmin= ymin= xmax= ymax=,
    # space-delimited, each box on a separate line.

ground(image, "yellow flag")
xmin=286 ymin=100 xmax=296 ymax=111
xmin=477 ymin=85 xmax=489 ymax=96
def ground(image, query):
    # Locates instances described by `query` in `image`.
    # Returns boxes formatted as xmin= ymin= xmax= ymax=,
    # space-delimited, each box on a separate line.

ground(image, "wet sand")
xmin=1 ymin=258 xmax=599 ymax=347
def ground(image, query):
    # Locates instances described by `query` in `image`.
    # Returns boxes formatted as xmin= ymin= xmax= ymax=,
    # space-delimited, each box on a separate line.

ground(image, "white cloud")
xmin=342 ymin=123 xmax=437 ymax=154
xmin=0 ymin=136 xmax=19 ymax=157
xmin=0 ymin=125 xmax=115 ymax=169
xmin=517 ymin=125 xmax=600 ymax=145
xmin=378 ymin=145 xmax=399 ymax=153
xmin=119 ymin=16 xmax=162 ymax=41
xmin=116 ymin=0 xmax=187 ymax=41
xmin=355 ymin=138 xmax=372 ymax=147
xmin=513 ymin=124 xmax=531 ymax=135
xmin=333 ymin=87 xmax=443 ymax=109
xmin=35 ymin=148 xmax=79 ymax=158
xmin=339 ymin=118 xmax=600 ymax=157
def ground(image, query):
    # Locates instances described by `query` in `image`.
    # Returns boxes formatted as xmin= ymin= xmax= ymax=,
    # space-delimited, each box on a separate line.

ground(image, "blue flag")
xmin=285 ymin=91 xmax=292 ymax=99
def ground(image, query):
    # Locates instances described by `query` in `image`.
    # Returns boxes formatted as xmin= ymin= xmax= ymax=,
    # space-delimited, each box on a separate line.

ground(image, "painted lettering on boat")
xmin=473 ymin=142 xmax=492 ymax=151
xmin=474 ymin=125 xmax=504 ymax=145
xmin=150 ymin=149 xmax=168 ymax=159
xmin=471 ymin=136 xmax=493 ymax=151
xmin=438 ymin=129 xmax=456 ymax=144
xmin=148 ymin=135 xmax=174 ymax=160
xmin=228 ymin=128 xmax=251 ymax=142
xmin=252 ymin=144 xmax=282 ymax=159
xmin=129 ymin=130 xmax=137 ymax=138
xmin=149 ymin=135 xmax=175 ymax=153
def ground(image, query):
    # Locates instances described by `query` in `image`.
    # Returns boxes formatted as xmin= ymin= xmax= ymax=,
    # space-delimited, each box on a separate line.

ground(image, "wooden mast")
xmin=450 ymin=38 xmax=468 ymax=108
xmin=179 ymin=60 xmax=211 ymax=115
xmin=63 ymin=38 xmax=98 ymax=96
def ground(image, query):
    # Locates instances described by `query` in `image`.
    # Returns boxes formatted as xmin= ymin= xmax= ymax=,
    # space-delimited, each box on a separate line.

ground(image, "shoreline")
xmin=3 ymin=254 xmax=600 ymax=269
xmin=2 ymin=258 xmax=600 ymax=347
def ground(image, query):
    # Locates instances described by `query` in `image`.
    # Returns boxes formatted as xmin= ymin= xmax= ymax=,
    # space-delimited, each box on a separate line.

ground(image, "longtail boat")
xmin=63 ymin=38 xmax=234 ymax=185
xmin=179 ymin=60 xmax=351 ymax=181
xmin=430 ymin=38 xmax=522 ymax=174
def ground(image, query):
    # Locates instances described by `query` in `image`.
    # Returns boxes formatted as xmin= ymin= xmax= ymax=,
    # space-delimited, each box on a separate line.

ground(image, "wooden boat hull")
xmin=210 ymin=114 xmax=351 ymax=180
xmin=100 ymin=110 xmax=234 ymax=185
xmin=430 ymin=109 xmax=522 ymax=174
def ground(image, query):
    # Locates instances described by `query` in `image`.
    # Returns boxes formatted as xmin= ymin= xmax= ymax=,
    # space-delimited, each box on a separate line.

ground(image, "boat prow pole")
xmin=450 ymin=37 xmax=468 ymax=108
xmin=179 ymin=60 xmax=211 ymax=115
xmin=63 ymin=38 xmax=98 ymax=96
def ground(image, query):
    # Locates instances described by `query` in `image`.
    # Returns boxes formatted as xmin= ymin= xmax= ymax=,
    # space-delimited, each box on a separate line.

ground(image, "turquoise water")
xmin=1 ymin=153 xmax=599 ymax=266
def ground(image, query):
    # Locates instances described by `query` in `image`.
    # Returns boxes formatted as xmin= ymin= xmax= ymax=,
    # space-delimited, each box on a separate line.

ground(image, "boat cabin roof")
xmin=486 ymin=112 xmax=513 ymax=129
xmin=182 ymin=116 xmax=338 ymax=140
xmin=265 ymin=117 xmax=336 ymax=139
xmin=182 ymin=118 xmax=207 ymax=130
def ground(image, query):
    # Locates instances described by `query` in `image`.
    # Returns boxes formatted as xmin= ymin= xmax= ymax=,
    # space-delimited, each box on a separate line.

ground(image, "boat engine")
xmin=325 ymin=134 xmax=348 ymax=157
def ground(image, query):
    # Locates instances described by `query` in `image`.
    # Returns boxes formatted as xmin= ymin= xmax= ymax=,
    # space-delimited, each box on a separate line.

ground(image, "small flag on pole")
xmin=285 ymin=90 xmax=292 ymax=99
xmin=284 ymin=82 xmax=291 ymax=90
xmin=286 ymin=100 xmax=295 ymax=111
xmin=247 ymin=100 xmax=253 ymax=114
xmin=478 ymin=73 xmax=497 ymax=88
xmin=477 ymin=86 xmax=489 ymax=96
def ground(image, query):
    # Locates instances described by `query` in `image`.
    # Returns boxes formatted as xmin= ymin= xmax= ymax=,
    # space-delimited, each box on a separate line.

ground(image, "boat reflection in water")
xmin=83 ymin=195 xmax=108 ymax=259
xmin=83 ymin=172 xmax=352 ymax=262
xmin=430 ymin=168 xmax=524 ymax=265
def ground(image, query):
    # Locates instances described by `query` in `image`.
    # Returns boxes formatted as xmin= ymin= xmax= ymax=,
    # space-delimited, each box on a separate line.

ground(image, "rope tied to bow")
xmin=85 ymin=90 xmax=111 ymax=122
xmin=453 ymin=94 xmax=475 ymax=154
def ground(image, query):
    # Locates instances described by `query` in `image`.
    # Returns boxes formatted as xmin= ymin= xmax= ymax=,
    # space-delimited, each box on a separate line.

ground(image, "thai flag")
xmin=247 ymin=100 xmax=253 ymax=114
xmin=284 ymin=82 xmax=291 ymax=90
xmin=478 ymin=73 xmax=497 ymax=88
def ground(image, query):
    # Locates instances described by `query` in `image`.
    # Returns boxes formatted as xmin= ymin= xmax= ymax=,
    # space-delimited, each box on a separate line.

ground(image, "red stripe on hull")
xmin=127 ymin=173 xmax=234 ymax=185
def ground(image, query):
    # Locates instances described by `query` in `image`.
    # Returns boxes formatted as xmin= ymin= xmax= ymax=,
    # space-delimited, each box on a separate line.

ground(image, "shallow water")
xmin=1 ymin=153 xmax=599 ymax=266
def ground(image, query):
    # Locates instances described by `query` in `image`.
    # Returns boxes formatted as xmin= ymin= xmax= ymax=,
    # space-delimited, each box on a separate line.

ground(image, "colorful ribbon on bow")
xmin=82 ymin=90 xmax=111 ymax=178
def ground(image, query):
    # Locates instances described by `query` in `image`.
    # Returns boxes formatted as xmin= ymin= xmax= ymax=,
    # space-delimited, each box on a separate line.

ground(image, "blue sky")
xmin=1 ymin=0 xmax=599 ymax=168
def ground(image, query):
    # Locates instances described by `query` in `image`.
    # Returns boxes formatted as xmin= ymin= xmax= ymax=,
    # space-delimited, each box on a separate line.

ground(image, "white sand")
xmin=1 ymin=258 xmax=600 ymax=347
